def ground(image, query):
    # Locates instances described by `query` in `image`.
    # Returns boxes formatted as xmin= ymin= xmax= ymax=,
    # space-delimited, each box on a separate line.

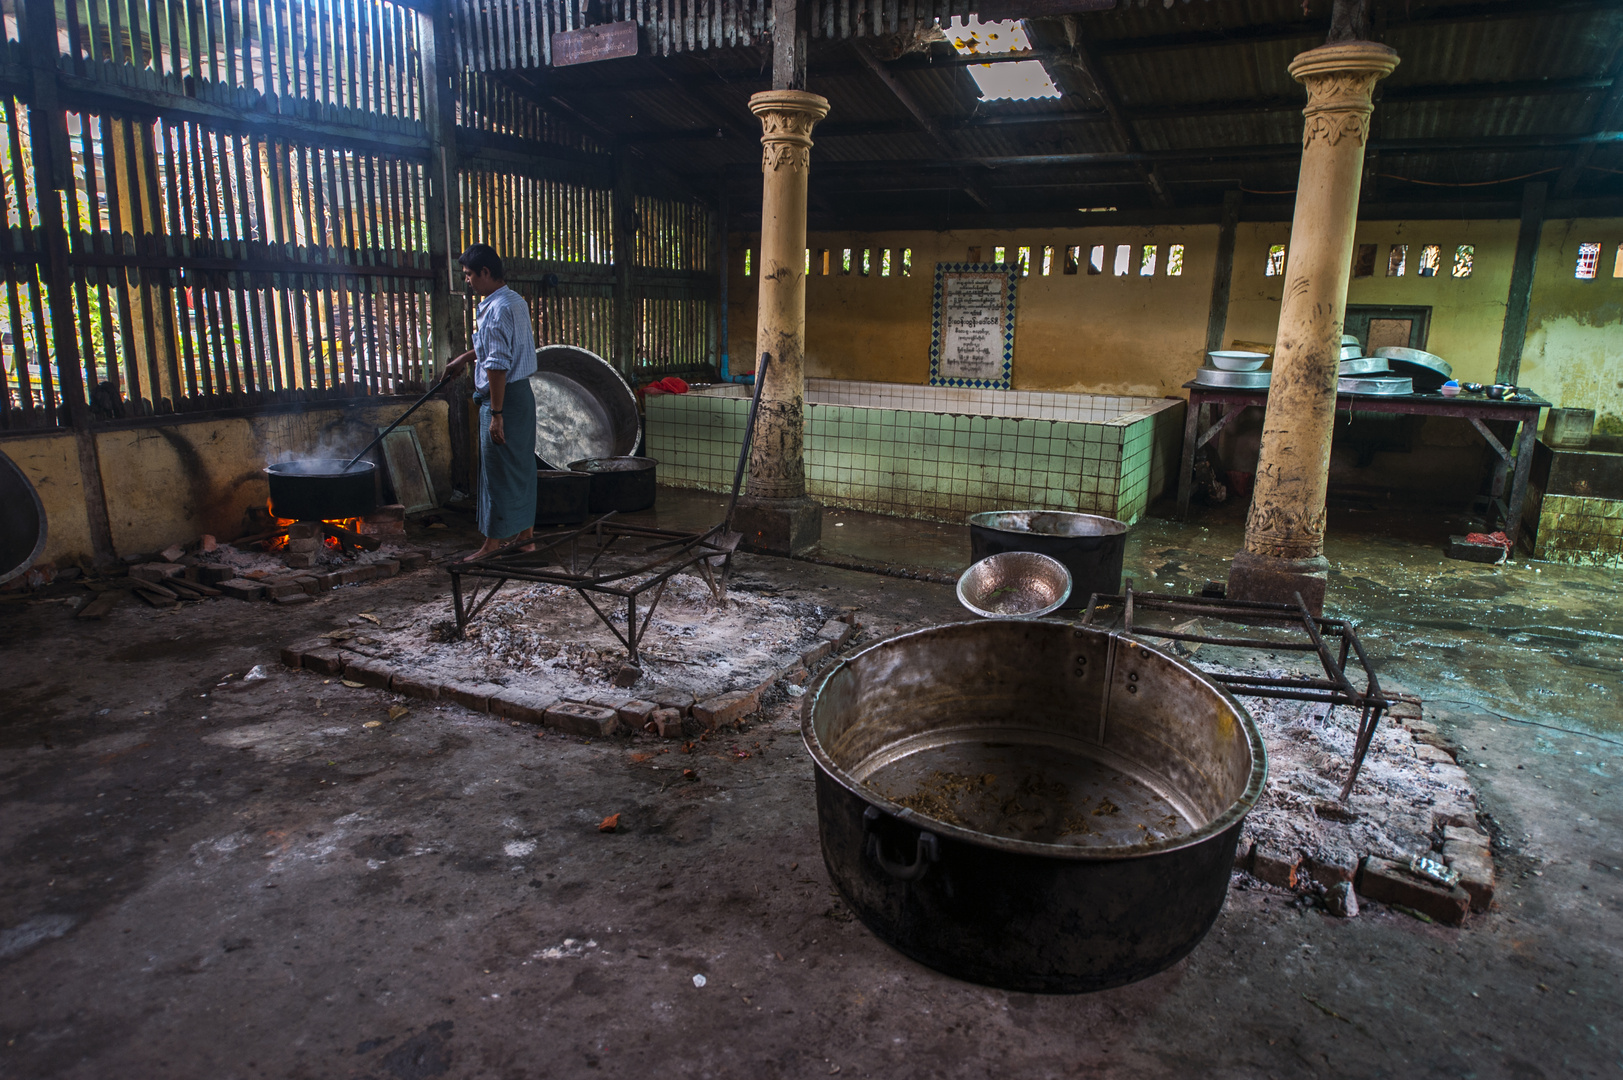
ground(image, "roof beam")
xmin=1554 ymin=31 xmax=1623 ymax=196
xmin=851 ymin=41 xmax=995 ymax=211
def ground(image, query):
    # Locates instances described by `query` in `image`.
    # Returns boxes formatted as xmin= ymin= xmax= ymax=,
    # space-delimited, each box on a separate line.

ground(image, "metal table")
xmin=1177 ymin=381 xmax=1549 ymax=546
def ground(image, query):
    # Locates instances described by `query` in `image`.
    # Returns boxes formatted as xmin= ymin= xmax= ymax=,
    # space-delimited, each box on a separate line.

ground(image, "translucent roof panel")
xmin=948 ymin=16 xmax=1062 ymax=102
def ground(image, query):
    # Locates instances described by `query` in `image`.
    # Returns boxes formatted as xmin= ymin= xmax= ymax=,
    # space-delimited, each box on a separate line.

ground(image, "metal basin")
xmin=1338 ymin=357 xmax=1391 ymax=377
xmin=956 ymin=552 xmax=1071 ymax=618
xmin=1338 ymin=376 xmax=1413 ymax=396
xmin=568 ymin=456 xmax=657 ymax=513
xmin=530 ymin=345 xmax=641 ymax=469
xmin=1191 ymin=368 xmax=1270 ymax=389
xmin=1206 ymin=350 xmax=1268 ymax=372
xmin=535 ymin=469 xmax=592 ymax=526
xmin=804 ymin=620 xmax=1266 ymax=993
xmin=264 ymin=459 xmax=378 ymax=521
xmin=1373 ymin=347 xmax=1452 ymax=391
xmin=0 ymin=448 xmax=47 ymax=586
xmin=968 ymin=510 xmax=1126 ymax=609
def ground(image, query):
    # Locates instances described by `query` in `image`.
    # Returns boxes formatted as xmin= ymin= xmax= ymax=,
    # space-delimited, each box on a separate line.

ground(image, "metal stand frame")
xmin=1082 ymin=582 xmax=1389 ymax=799
xmin=446 ymin=517 xmax=741 ymax=665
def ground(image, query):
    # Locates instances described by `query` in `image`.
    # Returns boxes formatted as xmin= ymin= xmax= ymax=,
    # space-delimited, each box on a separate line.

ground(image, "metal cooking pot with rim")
xmin=968 ymin=510 xmax=1126 ymax=610
xmin=805 ymin=619 xmax=1266 ymax=993
xmin=568 ymin=456 xmax=658 ymax=513
xmin=264 ymin=459 xmax=378 ymax=521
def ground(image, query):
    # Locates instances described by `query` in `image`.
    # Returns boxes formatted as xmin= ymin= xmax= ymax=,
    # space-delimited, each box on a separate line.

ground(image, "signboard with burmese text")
xmin=928 ymin=263 xmax=1018 ymax=390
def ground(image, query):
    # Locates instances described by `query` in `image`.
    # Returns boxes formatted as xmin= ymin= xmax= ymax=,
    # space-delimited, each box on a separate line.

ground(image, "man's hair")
xmin=458 ymin=244 xmax=504 ymax=281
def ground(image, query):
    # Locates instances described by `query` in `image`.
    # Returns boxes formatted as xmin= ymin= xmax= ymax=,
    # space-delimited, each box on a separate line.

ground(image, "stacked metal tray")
xmin=1192 ymin=366 xmax=1270 ymax=389
xmin=1337 ymin=375 xmax=1413 ymax=396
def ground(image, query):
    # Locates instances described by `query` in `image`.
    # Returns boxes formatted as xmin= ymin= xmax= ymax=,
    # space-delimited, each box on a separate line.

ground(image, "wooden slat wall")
xmin=452 ymin=0 xmax=984 ymax=68
xmin=0 ymin=0 xmax=720 ymax=429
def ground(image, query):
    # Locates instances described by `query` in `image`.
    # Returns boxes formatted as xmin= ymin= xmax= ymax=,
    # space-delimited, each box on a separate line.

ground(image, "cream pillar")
xmin=733 ymin=89 xmax=829 ymax=555
xmin=1228 ymin=41 xmax=1399 ymax=614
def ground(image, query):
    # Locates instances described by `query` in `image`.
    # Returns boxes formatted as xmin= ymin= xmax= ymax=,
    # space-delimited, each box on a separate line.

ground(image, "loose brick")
xmin=285 ymin=537 xmax=321 ymax=554
xmin=1431 ymin=802 xmax=1478 ymax=831
xmin=298 ymin=646 xmax=346 ymax=676
xmin=693 ymin=689 xmax=760 ymax=730
xmin=342 ymin=657 xmax=397 ymax=690
xmin=280 ymin=641 xmax=311 ymax=669
xmin=160 ymin=543 xmax=186 ymax=563
xmin=1252 ymin=845 xmax=1301 ymax=890
xmin=338 ymin=565 xmax=377 ymax=585
xmin=284 ymin=552 xmax=316 ymax=569
xmin=617 ymin=699 xmax=658 ymax=730
xmin=1356 ymin=856 xmax=1470 ymax=925
xmin=397 ymin=551 xmax=430 ymax=571
xmin=366 ymin=504 xmax=407 ymax=523
xmin=782 ymin=666 xmax=810 ymax=686
xmin=801 ymin=640 xmax=833 ymax=668
xmin=393 ymin=674 xmax=441 ymax=701
xmin=611 ymin=663 xmax=642 ymax=688
xmin=545 ymin=702 xmax=622 ymax=737
xmin=273 ymin=593 xmax=313 ymax=606
xmin=312 ymin=571 xmax=344 ymax=591
xmin=1413 ymin=730 xmax=1458 ymax=754
xmin=1387 ymin=700 xmax=1422 ymax=722
xmin=1443 ymin=825 xmax=1490 ymax=849
xmin=489 ymin=688 xmax=550 ymax=724
xmin=263 ymin=579 xmax=306 ymax=599
xmin=218 ymin=579 xmax=266 ymax=601
xmin=194 ymin=565 xmax=235 ymax=585
xmin=816 ymin=618 xmax=856 ymax=648
xmin=293 ymin=575 xmax=321 ymax=596
xmin=131 ymin=562 xmax=186 ymax=583
xmin=360 ymin=520 xmax=407 ymax=539
xmin=650 ymin=707 xmax=683 ymax=738
xmin=287 ymin=522 xmax=319 ymax=540
xmin=372 ymin=559 xmax=401 ymax=578
xmin=1414 ymin=743 xmax=1456 ymax=765
xmin=442 ymin=681 xmax=504 ymax=713
xmin=1443 ymin=844 xmax=1496 ymax=912
xmin=653 ymin=689 xmax=695 ymax=717
xmin=1303 ymin=847 xmax=1358 ymax=886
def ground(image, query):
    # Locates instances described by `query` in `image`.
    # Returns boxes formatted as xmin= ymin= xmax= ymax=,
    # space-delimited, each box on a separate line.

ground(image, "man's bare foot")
xmin=461 ymin=539 xmax=507 ymax=562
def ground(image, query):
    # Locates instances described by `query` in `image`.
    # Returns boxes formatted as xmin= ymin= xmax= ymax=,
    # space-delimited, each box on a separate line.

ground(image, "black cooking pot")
xmin=536 ymin=469 xmax=592 ymax=526
xmin=0 ymin=448 xmax=47 ymax=586
xmin=264 ymin=459 xmax=378 ymax=521
xmin=968 ymin=511 xmax=1127 ymax=609
xmin=568 ymin=456 xmax=657 ymax=513
xmin=804 ymin=620 xmax=1265 ymax=993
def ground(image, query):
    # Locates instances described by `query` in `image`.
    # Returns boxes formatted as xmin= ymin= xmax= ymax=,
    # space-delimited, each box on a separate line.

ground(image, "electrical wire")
xmin=1238 ymin=166 xmax=1568 ymax=196
xmin=1424 ymin=697 xmax=1623 ymax=751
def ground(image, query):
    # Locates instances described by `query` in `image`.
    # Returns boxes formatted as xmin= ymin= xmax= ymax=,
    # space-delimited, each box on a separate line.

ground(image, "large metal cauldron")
xmin=969 ymin=511 xmax=1127 ymax=610
xmin=804 ymin=620 xmax=1265 ymax=993
xmin=0 ymin=448 xmax=47 ymax=586
xmin=264 ymin=459 xmax=378 ymax=521
xmin=568 ymin=456 xmax=657 ymax=513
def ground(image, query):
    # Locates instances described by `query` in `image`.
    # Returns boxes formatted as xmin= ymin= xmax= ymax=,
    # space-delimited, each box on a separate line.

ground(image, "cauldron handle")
xmin=863 ymin=806 xmax=940 ymax=882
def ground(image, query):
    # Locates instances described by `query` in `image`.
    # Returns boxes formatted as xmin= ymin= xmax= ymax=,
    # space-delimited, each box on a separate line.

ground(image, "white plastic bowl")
xmin=1207 ymin=351 xmax=1269 ymax=372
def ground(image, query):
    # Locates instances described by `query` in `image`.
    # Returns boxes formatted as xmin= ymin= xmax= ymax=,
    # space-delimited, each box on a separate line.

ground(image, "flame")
xmin=266 ymin=499 xmax=367 ymax=552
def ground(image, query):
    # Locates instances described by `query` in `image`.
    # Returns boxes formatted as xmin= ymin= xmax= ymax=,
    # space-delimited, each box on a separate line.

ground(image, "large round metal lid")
xmin=0 ymin=448 xmax=47 ymax=587
xmin=529 ymin=345 xmax=641 ymax=470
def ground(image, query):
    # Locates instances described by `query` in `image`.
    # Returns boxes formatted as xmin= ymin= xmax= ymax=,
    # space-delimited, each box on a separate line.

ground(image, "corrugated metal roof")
xmin=513 ymin=0 xmax=1623 ymax=214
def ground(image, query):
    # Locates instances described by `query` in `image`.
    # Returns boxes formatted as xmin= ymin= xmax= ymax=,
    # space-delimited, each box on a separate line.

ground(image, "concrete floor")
xmin=1 ymin=490 xmax=1619 ymax=1079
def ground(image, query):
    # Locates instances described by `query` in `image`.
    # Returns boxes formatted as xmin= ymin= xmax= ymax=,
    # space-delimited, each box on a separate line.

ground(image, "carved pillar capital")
xmin=1288 ymin=42 xmax=1400 ymax=150
xmin=749 ymin=90 xmax=830 ymax=174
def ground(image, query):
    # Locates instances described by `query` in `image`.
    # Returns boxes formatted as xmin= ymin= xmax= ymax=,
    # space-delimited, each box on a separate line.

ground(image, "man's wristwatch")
xmin=490 ymin=410 xmax=502 ymax=415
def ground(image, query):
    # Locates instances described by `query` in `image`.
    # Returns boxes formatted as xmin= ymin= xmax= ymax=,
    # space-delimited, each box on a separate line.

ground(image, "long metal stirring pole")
xmin=723 ymin=352 xmax=772 ymax=532
xmin=343 ymin=367 xmax=452 ymax=472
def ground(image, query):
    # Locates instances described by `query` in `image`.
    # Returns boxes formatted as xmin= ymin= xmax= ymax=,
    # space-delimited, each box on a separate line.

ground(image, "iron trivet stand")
xmin=445 ymin=515 xmax=740 ymax=667
xmin=1081 ymin=582 xmax=1389 ymax=799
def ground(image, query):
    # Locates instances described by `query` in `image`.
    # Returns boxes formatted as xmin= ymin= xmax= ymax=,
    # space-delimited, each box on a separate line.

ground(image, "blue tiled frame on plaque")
xmin=928 ymin=262 xmax=1019 ymax=391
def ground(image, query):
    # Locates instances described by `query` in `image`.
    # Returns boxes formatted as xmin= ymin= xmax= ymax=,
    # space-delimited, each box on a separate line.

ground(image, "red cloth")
xmin=656 ymin=376 xmax=688 ymax=394
xmin=1464 ymin=531 xmax=1511 ymax=549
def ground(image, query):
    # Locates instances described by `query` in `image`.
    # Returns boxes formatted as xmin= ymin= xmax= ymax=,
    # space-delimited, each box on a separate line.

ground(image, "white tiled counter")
xmin=645 ymin=378 xmax=1185 ymax=525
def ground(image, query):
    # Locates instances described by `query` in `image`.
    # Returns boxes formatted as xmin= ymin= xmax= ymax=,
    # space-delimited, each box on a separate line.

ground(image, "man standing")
xmin=444 ymin=244 xmax=538 ymax=559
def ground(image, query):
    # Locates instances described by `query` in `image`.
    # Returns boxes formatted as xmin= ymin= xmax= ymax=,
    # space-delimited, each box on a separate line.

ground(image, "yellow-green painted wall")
xmin=728 ymin=226 xmax=1219 ymax=397
xmin=1 ymin=399 xmax=451 ymax=567
xmin=729 ymin=217 xmax=1623 ymax=417
xmin=1518 ymin=218 xmax=1623 ymax=434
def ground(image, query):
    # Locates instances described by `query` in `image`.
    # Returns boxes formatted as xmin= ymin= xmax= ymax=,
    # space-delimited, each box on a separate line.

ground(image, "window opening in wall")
xmin=1167 ymin=244 xmax=1184 ymax=276
xmin=1386 ymin=245 xmax=1406 ymax=276
xmin=841 ymin=248 xmax=852 ymax=274
xmin=1064 ymin=245 xmax=1080 ymax=274
xmin=744 ymin=248 xmax=752 ymax=276
xmin=1353 ymin=243 xmax=1377 ymax=278
xmin=881 ymin=248 xmax=892 ymax=276
xmin=967 ymin=246 xmax=982 ymax=262
xmin=805 ymin=248 xmax=812 ymax=275
xmin=861 ymin=248 xmax=872 ymax=276
xmin=1576 ymin=242 xmax=1601 ymax=279
xmin=902 ymin=248 xmax=912 ymax=276
xmin=1452 ymin=245 xmax=1473 ymax=278
xmin=1265 ymin=244 xmax=1286 ymax=277
xmin=1017 ymin=246 xmax=1031 ymax=276
xmin=993 ymin=245 xmax=1007 ymax=264
xmin=946 ymin=16 xmax=1061 ymax=102
xmin=1088 ymin=245 xmax=1104 ymax=274
xmin=820 ymin=249 xmax=830 ymax=275
xmin=1140 ymin=245 xmax=1157 ymax=276
xmin=1114 ymin=244 xmax=1131 ymax=276
xmin=1614 ymin=246 xmax=1623 ymax=278
xmin=1041 ymin=246 xmax=1053 ymax=275
xmin=1418 ymin=244 xmax=1441 ymax=277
